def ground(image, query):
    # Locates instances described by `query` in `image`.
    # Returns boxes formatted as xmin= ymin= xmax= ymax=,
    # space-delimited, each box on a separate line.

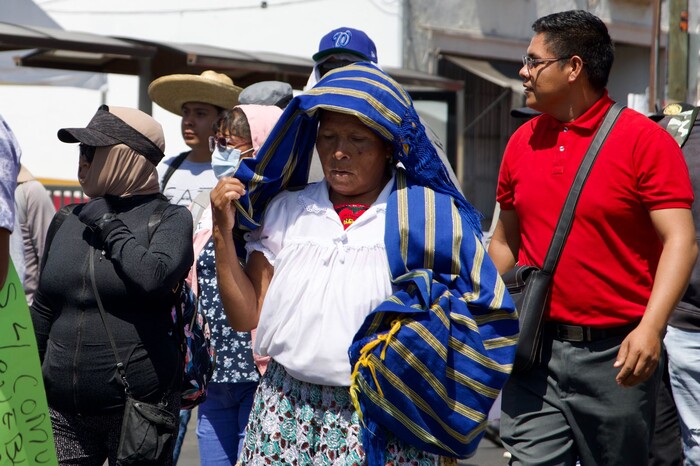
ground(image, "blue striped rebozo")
xmin=349 ymin=170 xmax=518 ymax=461
xmin=230 ymin=62 xmax=483 ymax=240
xmin=230 ymin=61 xmax=518 ymax=459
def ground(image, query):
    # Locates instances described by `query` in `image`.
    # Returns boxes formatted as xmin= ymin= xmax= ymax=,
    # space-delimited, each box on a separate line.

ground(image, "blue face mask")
xmin=211 ymin=145 xmax=254 ymax=179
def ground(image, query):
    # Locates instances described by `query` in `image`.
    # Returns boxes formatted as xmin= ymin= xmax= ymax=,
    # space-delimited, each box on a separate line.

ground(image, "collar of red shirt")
xmin=538 ymin=91 xmax=613 ymax=133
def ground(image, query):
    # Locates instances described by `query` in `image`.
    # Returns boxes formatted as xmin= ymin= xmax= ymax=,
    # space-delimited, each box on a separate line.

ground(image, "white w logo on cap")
xmin=332 ymin=30 xmax=352 ymax=48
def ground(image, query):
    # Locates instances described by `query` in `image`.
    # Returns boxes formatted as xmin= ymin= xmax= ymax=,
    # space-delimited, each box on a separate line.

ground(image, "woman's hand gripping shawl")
xmin=348 ymin=170 xmax=518 ymax=461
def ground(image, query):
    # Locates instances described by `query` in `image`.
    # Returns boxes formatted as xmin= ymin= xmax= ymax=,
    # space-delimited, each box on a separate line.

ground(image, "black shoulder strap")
xmin=160 ymin=151 xmax=190 ymax=190
xmin=41 ymin=204 xmax=79 ymax=272
xmin=89 ymin=244 xmax=131 ymax=393
xmin=541 ymin=102 xmax=625 ymax=274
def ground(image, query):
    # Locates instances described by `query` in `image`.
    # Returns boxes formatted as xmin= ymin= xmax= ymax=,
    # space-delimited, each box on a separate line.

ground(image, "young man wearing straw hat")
xmin=148 ymin=70 xmax=241 ymax=464
xmin=148 ymin=70 xmax=242 ymax=207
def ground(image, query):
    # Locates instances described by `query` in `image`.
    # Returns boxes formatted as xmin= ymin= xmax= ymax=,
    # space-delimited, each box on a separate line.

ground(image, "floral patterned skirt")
xmin=239 ymin=360 xmax=456 ymax=466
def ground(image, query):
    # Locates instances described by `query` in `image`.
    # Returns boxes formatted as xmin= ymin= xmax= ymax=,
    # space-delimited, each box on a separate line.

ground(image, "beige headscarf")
xmin=80 ymin=145 xmax=160 ymax=198
xmin=79 ymin=107 xmax=164 ymax=198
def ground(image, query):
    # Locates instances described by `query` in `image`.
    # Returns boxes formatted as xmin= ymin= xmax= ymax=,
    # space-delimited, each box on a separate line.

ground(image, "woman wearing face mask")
xmin=209 ymin=109 xmax=255 ymax=179
xmin=31 ymin=105 xmax=194 ymax=465
xmin=189 ymin=104 xmax=282 ymax=466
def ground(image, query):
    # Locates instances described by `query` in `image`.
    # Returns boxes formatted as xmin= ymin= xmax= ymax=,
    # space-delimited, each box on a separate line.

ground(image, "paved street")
xmin=177 ymin=410 xmax=510 ymax=465
xmin=460 ymin=437 xmax=509 ymax=466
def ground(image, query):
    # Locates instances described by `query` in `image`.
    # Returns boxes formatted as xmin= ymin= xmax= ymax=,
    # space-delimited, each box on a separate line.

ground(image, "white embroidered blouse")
xmin=245 ymin=176 xmax=395 ymax=386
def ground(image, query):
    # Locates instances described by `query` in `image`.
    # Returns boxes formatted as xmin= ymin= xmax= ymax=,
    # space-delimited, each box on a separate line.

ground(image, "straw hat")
xmin=148 ymin=70 xmax=243 ymax=116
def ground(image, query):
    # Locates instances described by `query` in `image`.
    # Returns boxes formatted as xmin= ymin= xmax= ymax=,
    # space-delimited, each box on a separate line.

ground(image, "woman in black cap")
xmin=31 ymin=105 xmax=194 ymax=465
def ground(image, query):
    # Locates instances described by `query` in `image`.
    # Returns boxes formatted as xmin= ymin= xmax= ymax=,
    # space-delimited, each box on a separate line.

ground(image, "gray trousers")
xmin=501 ymin=332 xmax=661 ymax=466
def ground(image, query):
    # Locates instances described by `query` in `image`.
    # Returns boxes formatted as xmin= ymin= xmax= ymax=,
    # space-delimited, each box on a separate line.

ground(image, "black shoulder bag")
xmin=88 ymin=245 xmax=177 ymax=465
xmin=504 ymin=102 xmax=624 ymax=373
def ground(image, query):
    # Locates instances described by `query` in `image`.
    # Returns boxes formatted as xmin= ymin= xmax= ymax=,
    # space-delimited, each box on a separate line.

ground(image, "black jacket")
xmin=31 ymin=194 xmax=194 ymax=415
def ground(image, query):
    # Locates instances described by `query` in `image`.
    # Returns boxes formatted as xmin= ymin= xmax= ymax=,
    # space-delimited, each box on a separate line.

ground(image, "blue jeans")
xmin=196 ymin=382 xmax=258 ymax=465
xmin=172 ymin=408 xmax=191 ymax=464
xmin=664 ymin=325 xmax=700 ymax=464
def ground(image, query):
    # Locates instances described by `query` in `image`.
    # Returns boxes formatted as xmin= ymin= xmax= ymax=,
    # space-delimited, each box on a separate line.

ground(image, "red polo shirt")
xmin=497 ymin=93 xmax=693 ymax=326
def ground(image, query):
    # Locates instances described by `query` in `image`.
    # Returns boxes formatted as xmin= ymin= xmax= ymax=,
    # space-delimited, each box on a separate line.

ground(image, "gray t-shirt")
xmin=14 ymin=176 xmax=56 ymax=303
xmin=157 ymin=153 xmax=217 ymax=207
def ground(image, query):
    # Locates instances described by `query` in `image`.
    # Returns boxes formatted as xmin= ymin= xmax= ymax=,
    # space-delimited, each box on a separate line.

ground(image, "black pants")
xmin=649 ymin=350 xmax=684 ymax=466
xmin=502 ymin=333 xmax=661 ymax=466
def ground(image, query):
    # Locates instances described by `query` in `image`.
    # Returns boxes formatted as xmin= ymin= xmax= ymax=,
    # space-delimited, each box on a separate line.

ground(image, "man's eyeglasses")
xmin=208 ymin=136 xmax=251 ymax=153
xmin=522 ymin=55 xmax=570 ymax=71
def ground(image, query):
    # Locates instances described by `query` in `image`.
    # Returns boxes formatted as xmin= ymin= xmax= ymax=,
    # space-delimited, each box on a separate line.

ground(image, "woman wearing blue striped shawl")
xmin=210 ymin=63 xmax=518 ymax=465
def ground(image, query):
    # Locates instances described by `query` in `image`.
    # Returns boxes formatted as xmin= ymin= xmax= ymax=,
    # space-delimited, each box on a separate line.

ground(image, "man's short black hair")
xmin=532 ymin=10 xmax=614 ymax=91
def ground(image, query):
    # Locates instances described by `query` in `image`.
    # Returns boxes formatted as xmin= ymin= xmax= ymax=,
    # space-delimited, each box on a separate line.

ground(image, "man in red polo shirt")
xmin=488 ymin=10 xmax=697 ymax=465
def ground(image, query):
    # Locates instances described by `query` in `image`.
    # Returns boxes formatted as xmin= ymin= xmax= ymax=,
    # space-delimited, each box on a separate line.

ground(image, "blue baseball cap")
xmin=312 ymin=27 xmax=378 ymax=64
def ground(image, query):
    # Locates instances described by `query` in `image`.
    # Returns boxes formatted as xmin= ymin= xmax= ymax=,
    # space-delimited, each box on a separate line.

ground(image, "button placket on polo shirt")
xmin=552 ymin=125 xmax=569 ymax=175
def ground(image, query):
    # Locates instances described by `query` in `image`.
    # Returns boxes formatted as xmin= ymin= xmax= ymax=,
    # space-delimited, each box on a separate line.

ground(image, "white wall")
xmin=1 ymin=0 xmax=402 ymax=181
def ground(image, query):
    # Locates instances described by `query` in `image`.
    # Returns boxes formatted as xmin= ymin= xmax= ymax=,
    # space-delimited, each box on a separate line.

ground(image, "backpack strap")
xmin=147 ymin=197 xmax=171 ymax=242
xmin=190 ymin=188 xmax=212 ymax=230
xmin=146 ymin=198 xmax=187 ymax=300
xmin=41 ymin=204 xmax=79 ymax=272
xmin=160 ymin=151 xmax=190 ymax=190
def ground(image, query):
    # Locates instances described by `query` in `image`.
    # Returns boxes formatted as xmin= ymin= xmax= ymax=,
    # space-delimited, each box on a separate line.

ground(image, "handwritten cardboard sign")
xmin=0 ymin=261 xmax=58 ymax=466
